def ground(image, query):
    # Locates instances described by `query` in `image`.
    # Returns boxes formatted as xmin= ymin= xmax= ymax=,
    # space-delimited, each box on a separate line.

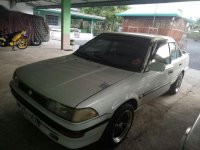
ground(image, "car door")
xmin=140 ymin=42 xmax=173 ymax=103
xmin=169 ymin=42 xmax=183 ymax=82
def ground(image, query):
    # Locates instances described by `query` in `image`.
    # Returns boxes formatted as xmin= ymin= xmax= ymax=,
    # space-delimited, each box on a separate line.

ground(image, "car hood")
xmin=16 ymin=55 xmax=133 ymax=107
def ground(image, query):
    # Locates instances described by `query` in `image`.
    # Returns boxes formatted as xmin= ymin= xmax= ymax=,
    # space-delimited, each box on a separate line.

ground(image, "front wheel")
xmin=17 ymin=38 xmax=28 ymax=49
xmin=101 ymin=103 xmax=134 ymax=148
xmin=168 ymin=72 xmax=184 ymax=95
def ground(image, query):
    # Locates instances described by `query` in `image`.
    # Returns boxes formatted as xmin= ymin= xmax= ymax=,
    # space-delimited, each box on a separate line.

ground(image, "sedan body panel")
xmin=16 ymin=55 xmax=133 ymax=108
xmin=182 ymin=114 xmax=200 ymax=150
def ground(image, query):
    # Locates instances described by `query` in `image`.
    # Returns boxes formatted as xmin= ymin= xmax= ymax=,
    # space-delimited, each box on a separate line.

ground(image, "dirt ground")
xmin=0 ymin=39 xmax=200 ymax=150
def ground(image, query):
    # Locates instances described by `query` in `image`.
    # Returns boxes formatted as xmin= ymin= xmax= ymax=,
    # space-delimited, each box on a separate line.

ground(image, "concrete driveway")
xmin=0 ymin=39 xmax=200 ymax=150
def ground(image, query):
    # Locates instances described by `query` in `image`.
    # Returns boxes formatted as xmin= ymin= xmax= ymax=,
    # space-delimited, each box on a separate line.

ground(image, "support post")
xmin=91 ymin=19 xmax=94 ymax=35
xmin=61 ymin=0 xmax=71 ymax=50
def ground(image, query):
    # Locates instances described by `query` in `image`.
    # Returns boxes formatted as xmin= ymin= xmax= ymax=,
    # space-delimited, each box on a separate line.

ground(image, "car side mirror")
xmin=149 ymin=62 xmax=165 ymax=72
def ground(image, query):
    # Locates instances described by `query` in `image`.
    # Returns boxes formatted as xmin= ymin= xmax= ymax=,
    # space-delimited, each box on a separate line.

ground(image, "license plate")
xmin=20 ymin=105 xmax=40 ymax=127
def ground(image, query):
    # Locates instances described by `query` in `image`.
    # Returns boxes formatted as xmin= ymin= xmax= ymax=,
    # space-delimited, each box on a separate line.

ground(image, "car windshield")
xmin=74 ymin=34 xmax=151 ymax=72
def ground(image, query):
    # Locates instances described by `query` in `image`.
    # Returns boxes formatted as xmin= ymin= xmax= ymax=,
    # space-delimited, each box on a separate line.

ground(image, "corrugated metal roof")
xmin=117 ymin=4 xmax=193 ymax=22
xmin=36 ymin=8 xmax=105 ymax=21
xmin=8 ymin=0 xmax=200 ymax=8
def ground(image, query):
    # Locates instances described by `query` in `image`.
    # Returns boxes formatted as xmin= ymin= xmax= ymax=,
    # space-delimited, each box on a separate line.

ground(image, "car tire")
xmin=101 ymin=103 xmax=134 ymax=148
xmin=31 ymin=39 xmax=42 ymax=46
xmin=168 ymin=72 xmax=184 ymax=95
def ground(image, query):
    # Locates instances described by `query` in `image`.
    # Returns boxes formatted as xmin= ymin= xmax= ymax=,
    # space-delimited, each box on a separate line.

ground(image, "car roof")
xmin=102 ymin=32 xmax=175 ymax=43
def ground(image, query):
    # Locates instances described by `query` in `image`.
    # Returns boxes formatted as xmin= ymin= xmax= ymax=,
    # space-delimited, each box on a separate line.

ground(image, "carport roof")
xmin=8 ymin=0 xmax=200 ymax=8
xmin=35 ymin=8 xmax=105 ymax=21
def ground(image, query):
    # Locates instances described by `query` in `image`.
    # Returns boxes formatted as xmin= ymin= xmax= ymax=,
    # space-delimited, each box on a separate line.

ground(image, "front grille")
xmin=18 ymin=81 xmax=50 ymax=107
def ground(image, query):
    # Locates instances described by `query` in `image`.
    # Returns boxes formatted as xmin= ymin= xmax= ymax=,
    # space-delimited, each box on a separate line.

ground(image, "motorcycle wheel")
xmin=0 ymin=38 xmax=6 ymax=47
xmin=17 ymin=38 xmax=28 ymax=49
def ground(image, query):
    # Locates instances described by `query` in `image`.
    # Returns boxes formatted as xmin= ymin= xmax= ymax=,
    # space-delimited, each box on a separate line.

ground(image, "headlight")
xmin=46 ymin=100 xmax=98 ymax=123
xmin=13 ymin=71 xmax=19 ymax=86
xmin=72 ymin=108 xmax=98 ymax=123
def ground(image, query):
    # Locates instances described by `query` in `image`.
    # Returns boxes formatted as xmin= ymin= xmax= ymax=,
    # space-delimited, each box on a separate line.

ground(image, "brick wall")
xmin=121 ymin=16 xmax=187 ymax=42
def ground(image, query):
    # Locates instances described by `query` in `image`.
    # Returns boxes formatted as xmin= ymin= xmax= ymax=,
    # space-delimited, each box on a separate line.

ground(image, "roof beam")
xmin=9 ymin=0 xmax=39 ymax=8
xmin=35 ymin=4 xmax=60 ymax=9
xmin=71 ymin=0 xmax=200 ymax=8
xmin=15 ymin=0 xmax=200 ymax=9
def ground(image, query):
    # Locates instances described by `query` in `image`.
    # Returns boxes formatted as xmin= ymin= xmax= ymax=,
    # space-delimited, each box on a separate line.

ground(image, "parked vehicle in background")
xmin=180 ymin=114 xmax=200 ymax=150
xmin=0 ymin=30 xmax=28 ymax=50
xmin=10 ymin=32 xmax=189 ymax=149
xmin=50 ymin=28 xmax=93 ymax=46
xmin=0 ymin=6 xmax=49 ymax=46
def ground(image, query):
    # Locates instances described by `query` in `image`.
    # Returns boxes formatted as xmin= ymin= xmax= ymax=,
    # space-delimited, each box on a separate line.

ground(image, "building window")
xmin=45 ymin=15 xmax=59 ymax=26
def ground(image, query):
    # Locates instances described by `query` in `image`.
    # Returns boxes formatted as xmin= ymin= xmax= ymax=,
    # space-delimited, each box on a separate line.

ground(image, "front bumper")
xmin=10 ymin=81 xmax=109 ymax=149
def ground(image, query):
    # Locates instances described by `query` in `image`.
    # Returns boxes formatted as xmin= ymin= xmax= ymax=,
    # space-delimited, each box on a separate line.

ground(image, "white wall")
xmin=0 ymin=0 xmax=33 ymax=14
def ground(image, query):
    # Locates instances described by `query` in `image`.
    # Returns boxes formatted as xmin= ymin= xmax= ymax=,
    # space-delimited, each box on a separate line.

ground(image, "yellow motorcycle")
xmin=0 ymin=30 xmax=28 ymax=50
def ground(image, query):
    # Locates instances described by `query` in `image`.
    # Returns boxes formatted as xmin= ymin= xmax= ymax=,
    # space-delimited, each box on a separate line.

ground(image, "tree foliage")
xmin=81 ymin=6 xmax=128 ymax=32
xmin=190 ymin=18 xmax=200 ymax=30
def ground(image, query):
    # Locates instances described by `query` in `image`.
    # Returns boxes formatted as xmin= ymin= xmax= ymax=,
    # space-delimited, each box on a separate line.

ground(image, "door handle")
xmin=168 ymin=70 xmax=173 ymax=74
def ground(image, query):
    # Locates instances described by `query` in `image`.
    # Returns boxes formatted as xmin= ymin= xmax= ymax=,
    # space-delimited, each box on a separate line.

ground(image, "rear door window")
xmin=153 ymin=43 xmax=170 ymax=65
xmin=169 ymin=43 xmax=177 ymax=61
xmin=169 ymin=42 xmax=182 ymax=60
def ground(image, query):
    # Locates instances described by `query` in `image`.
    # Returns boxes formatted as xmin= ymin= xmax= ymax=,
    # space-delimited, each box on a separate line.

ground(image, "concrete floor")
xmin=0 ymin=39 xmax=200 ymax=150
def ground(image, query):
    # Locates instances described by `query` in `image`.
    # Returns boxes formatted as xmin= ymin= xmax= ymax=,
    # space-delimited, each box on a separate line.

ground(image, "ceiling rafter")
xmin=8 ymin=0 xmax=200 ymax=9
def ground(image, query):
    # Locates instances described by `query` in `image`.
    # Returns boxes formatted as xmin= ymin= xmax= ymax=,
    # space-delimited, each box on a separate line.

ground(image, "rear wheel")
xmin=17 ymin=38 xmax=28 ymax=49
xmin=31 ymin=39 xmax=42 ymax=46
xmin=101 ymin=103 xmax=134 ymax=148
xmin=168 ymin=72 xmax=183 ymax=95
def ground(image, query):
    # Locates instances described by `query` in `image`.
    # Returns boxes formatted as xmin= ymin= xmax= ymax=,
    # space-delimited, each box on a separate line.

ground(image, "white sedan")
xmin=10 ymin=32 xmax=189 ymax=149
